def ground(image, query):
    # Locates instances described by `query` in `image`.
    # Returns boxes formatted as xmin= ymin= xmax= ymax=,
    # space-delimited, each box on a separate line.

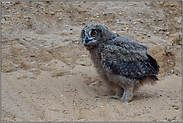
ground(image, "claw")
xmin=109 ymin=96 xmax=120 ymax=100
xmin=123 ymin=101 xmax=129 ymax=105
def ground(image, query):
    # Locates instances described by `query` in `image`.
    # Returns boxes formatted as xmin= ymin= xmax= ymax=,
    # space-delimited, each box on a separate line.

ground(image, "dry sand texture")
xmin=1 ymin=1 xmax=182 ymax=122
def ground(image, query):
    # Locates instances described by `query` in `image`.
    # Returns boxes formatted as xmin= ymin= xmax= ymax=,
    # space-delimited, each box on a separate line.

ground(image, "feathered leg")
xmin=121 ymin=85 xmax=134 ymax=104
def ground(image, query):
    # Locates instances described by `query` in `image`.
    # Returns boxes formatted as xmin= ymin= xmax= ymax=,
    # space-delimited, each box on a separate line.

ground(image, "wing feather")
xmin=102 ymin=38 xmax=159 ymax=80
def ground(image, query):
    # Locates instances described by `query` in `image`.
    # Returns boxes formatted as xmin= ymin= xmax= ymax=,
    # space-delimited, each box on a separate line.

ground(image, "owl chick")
xmin=81 ymin=24 xmax=159 ymax=104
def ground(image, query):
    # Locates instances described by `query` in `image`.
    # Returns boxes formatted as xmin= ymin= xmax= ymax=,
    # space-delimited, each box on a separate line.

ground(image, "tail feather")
xmin=147 ymin=54 xmax=160 ymax=74
xmin=150 ymin=74 xmax=159 ymax=80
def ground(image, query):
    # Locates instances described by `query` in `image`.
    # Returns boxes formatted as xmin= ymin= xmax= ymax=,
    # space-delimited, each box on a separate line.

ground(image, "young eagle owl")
xmin=81 ymin=24 xmax=159 ymax=104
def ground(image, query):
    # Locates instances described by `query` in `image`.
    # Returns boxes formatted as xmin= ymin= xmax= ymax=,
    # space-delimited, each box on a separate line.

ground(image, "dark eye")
xmin=91 ymin=31 xmax=97 ymax=37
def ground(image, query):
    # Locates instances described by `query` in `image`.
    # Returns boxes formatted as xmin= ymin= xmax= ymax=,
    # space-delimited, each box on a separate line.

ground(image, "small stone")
xmin=133 ymin=22 xmax=138 ymax=25
xmin=172 ymin=105 xmax=179 ymax=110
xmin=50 ymin=12 xmax=55 ymax=15
xmin=175 ymin=17 xmax=181 ymax=24
xmin=165 ymin=32 xmax=170 ymax=36
xmin=95 ymin=96 xmax=99 ymax=98
xmin=62 ymin=109 xmax=67 ymax=114
xmin=103 ymin=12 xmax=107 ymax=15
xmin=31 ymin=55 xmax=35 ymax=57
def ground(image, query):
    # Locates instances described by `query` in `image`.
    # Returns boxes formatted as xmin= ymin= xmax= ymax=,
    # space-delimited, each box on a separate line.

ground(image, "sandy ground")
xmin=1 ymin=1 xmax=182 ymax=122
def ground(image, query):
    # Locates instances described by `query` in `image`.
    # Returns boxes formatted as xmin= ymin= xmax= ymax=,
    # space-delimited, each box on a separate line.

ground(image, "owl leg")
xmin=109 ymin=87 xmax=124 ymax=100
xmin=120 ymin=85 xmax=134 ymax=104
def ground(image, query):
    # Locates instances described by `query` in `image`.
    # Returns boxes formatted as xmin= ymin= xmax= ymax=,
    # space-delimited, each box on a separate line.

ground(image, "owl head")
xmin=81 ymin=24 xmax=117 ymax=49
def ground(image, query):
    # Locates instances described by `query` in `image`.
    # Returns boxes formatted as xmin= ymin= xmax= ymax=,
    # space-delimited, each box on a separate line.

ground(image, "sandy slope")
xmin=1 ymin=1 xmax=182 ymax=122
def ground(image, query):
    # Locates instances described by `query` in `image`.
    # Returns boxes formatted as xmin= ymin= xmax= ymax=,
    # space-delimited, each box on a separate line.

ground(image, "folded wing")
xmin=102 ymin=39 xmax=159 ymax=80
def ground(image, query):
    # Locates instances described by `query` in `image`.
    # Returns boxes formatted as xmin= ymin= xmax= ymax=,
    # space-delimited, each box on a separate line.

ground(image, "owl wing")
xmin=101 ymin=39 xmax=159 ymax=80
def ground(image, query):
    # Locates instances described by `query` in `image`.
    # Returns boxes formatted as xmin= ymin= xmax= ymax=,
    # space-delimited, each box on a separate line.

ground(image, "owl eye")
xmin=91 ymin=31 xmax=97 ymax=37
xmin=83 ymin=33 xmax=85 ymax=37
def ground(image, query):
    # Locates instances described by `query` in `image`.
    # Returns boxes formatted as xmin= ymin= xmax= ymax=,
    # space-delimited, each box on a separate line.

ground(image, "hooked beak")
xmin=84 ymin=36 xmax=91 ymax=44
xmin=83 ymin=36 xmax=97 ymax=47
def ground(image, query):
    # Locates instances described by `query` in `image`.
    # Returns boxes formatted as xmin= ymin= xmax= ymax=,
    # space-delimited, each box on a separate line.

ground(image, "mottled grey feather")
xmin=101 ymin=39 xmax=159 ymax=80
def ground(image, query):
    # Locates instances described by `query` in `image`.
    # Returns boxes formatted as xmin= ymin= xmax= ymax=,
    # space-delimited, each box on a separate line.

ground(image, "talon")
xmin=123 ymin=101 xmax=129 ymax=105
xmin=109 ymin=96 xmax=120 ymax=100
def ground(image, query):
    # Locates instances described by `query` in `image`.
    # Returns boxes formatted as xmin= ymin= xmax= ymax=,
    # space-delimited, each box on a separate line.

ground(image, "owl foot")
xmin=109 ymin=87 xmax=124 ymax=100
